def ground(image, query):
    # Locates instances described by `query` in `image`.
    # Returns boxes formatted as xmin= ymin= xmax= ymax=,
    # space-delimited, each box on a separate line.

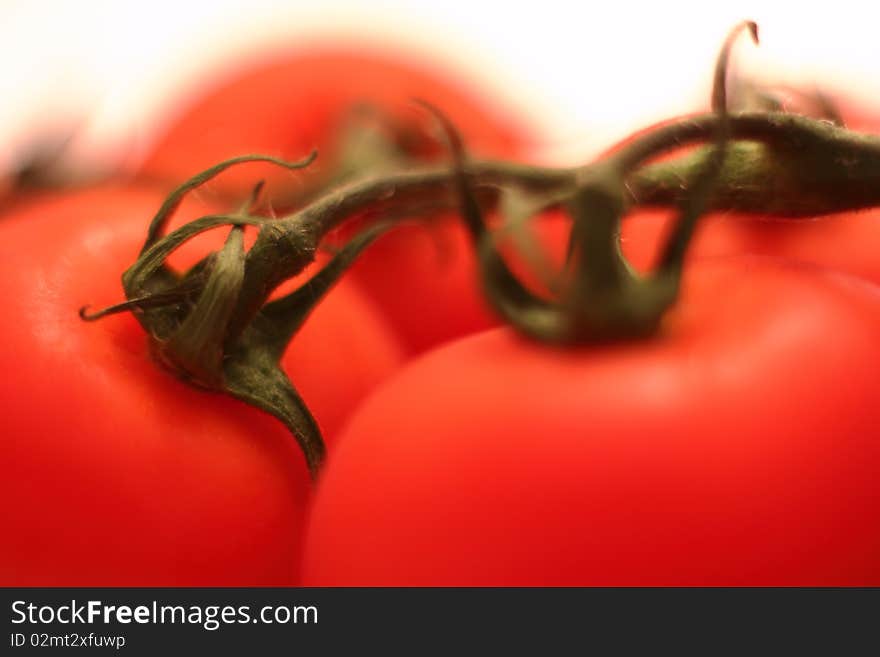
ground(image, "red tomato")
xmin=837 ymin=95 xmax=880 ymax=133
xmin=0 ymin=185 xmax=402 ymax=585
xmin=139 ymin=49 xmax=535 ymax=354
xmin=620 ymin=206 xmax=880 ymax=282
xmin=302 ymin=257 xmax=880 ymax=586
xmin=140 ymin=50 xmax=530 ymax=189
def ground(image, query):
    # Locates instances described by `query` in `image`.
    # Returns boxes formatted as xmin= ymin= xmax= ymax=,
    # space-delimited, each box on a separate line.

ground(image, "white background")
xmin=2 ymin=0 xmax=879 ymax=177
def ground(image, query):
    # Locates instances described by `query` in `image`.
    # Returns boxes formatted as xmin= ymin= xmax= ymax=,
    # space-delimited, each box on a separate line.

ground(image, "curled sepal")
xmin=223 ymin=349 xmax=325 ymax=479
xmin=122 ymin=213 xmax=265 ymax=297
xmin=141 ymin=152 xmax=317 ymax=254
xmin=496 ymin=187 xmax=566 ymax=295
xmin=711 ymin=20 xmax=758 ymax=114
xmin=657 ymin=19 xmax=757 ymax=276
xmin=218 ymin=219 xmax=399 ymax=479
xmin=78 ymin=275 xmax=206 ymax=321
xmin=258 ymin=218 xmax=397 ymax=358
xmin=154 ymin=226 xmax=247 ymax=388
xmin=424 ymin=101 xmax=572 ymax=341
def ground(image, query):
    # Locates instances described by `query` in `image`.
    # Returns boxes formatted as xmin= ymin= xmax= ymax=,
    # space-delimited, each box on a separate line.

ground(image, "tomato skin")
xmin=141 ymin=50 xmax=529 ymax=191
xmin=0 ymin=185 xmax=402 ymax=585
xmin=617 ymin=206 xmax=880 ymax=281
xmin=302 ymin=257 xmax=880 ymax=586
xmin=139 ymin=49 xmax=533 ymax=354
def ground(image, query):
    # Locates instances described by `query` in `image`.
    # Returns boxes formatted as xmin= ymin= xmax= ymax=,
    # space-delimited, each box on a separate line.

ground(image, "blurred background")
xmin=2 ymin=0 xmax=879 ymax=183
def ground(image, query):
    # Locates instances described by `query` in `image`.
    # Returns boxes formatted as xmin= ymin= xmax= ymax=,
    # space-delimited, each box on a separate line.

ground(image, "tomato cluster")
xmin=2 ymin=39 xmax=879 ymax=586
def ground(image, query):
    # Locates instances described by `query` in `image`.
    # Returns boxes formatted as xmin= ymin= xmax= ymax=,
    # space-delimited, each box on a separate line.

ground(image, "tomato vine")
xmin=82 ymin=21 xmax=880 ymax=476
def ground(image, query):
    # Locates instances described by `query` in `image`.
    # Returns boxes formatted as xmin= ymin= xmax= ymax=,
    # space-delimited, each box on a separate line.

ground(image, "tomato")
xmin=0 ymin=185 xmax=402 ymax=585
xmin=138 ymin=49 xmax=535 ymax=354
xmin=141 ymin=51 xmax=530 ymax=189
xmin=619 ymin=205 xmax=880 ymax=282
xmin=837 ymin=95 xmax=880 ymax=133
xmin=302 ymin=257 xmax=880 ymax=586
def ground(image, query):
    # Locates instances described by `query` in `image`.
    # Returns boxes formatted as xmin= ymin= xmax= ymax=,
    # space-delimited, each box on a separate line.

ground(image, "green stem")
xmin=629 ymin=125 xmax=880 ymax=215
xmin=82 ymin=26 xmax=880 ymax=475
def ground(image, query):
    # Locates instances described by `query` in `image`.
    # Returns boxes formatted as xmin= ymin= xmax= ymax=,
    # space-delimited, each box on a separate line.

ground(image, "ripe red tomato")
xmin=0 ymin=184 xmax=402 ymax=585
xmin=302 ymin=257 xmax=880 ymax=585
xmin=139 ymin=49 xmax=535 ymax=354
xmin=141 ymin=50 xmax=529 ymax=190
xmin=619 ymin=205 xmax=880 ymax=282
